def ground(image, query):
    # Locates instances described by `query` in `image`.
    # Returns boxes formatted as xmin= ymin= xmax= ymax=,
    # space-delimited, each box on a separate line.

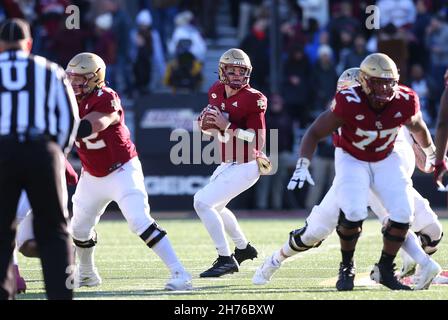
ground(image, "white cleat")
xmin=414 ymin=259 xmax=442 ymax=290
xmin=399 ymin=249 xmax=417 ymax=278
xmin=75 ymin=267 xmax=102 ymax=288
xmin=165 ymin=271 xmax=193 ymax=291
xmin=252 ymin=255 xmax=281 ymax=285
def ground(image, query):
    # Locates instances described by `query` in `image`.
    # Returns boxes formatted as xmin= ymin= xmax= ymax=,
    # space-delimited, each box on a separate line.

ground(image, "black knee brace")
xmin=382 ymin=220 xmax=409 ymax=242
xmin=140 ymin=222 xmax=167 ymax=248
xmin=73 ymin=231 xmax=98 ymax=248
xmin=336 ymin=210 xmax=363 ymax=241
xmin=289 ymin=224 xmax=323 ymax=252
xmin=417 ymin=232 xmax=443 ymax=255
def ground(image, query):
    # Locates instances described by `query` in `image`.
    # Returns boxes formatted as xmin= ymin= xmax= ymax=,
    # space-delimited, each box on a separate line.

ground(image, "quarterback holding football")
xmin=195 ymin=48 xmax=270 ymax=277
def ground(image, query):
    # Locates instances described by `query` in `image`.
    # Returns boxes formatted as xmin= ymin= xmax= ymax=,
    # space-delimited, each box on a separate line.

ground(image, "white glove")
xmin=287 ymin=158 xmax=315 ymax=190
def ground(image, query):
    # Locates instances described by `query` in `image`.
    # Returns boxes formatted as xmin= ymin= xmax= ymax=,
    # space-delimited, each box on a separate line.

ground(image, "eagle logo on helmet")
xmin=218 ymin=48 xmax=252 ymax=90
xmin=66 ymin=52 xmax=106 ymax=97
xmin=358 ymin=53 xmax=399 ymax=109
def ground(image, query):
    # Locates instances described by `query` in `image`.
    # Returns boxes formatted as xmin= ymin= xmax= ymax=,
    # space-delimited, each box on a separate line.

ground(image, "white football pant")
xmin=71 ymin=157 xmax=154 ymax=241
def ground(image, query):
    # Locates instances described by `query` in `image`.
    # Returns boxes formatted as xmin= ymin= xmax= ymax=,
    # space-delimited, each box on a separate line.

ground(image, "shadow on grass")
xmin=17 ymin=284 xmax=381 ymax=300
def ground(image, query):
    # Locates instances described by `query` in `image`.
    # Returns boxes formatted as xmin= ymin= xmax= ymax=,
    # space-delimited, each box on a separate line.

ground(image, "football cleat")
xmin=336 ymin=261 xmax=356 ymax=291
xmin=399 ymin=249 xmax=417 ymax=278
xmin=413 ymin=259 xmax=442 ymax=290
xmin=200 ymin=255 xmax=239 ymax=278
xmin=75 ymin=267 xmax=102 ymax=288
xmin=234 ymin=243 xmax=258 ymax=265
xmin=370 ymin=263 xmax=411 ymax=290
xmin=13 ymin=265 xmax=27 ymax=294
xmin=432 ymin=274 xmax=448 ymax=284
xmin=165 ymin=271 xmax=193 ymax=291
xmin=252 ymin=255 xmax=281 ymax=285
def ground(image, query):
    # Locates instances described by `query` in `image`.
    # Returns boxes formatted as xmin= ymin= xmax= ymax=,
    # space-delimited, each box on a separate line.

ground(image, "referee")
xmin=0 ymin=19 xmax=79 ymax=299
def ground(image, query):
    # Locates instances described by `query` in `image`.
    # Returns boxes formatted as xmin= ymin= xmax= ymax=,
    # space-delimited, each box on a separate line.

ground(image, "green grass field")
xmin=17 ymin=217 xmax=448 ymax=300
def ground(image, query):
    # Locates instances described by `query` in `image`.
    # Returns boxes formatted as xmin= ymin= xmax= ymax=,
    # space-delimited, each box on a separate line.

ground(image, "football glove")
xmin=287 ymin=157 xmax=315 ymax=190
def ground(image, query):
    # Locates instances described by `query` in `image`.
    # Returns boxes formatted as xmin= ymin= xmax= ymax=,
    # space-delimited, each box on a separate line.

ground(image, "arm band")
xmin=236 ymin=129 xmax=255 ymax=142
xmin=76 ymin=119 xmax=93 ymax=139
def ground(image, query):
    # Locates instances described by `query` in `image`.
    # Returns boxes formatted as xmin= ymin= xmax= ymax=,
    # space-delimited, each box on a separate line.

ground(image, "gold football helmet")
xmin=359 ymin=53 xmax=399 ymax=107
xmin=218 ymin=48 xmax=252 ymax=89
xmin=66 ymin=52 xmax=106 ymax=96
xmin=337 ymin=67 xmax=360 ymax=92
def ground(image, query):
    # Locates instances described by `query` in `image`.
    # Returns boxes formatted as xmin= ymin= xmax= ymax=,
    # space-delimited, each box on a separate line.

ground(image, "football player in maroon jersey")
xmin=65 ymin=52 xmax=192 ymax=290
xmin=287 ymin=53 xmax=436 ymax=291
xmin=434 ymin=69 xmax=448 ymax=187
xmin=194 ymin=48 xmax=269 ymax=277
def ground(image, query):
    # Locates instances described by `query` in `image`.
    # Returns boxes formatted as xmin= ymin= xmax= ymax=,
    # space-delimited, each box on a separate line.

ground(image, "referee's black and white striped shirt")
xmin=0 ymin=49 xmax=79 ymax=153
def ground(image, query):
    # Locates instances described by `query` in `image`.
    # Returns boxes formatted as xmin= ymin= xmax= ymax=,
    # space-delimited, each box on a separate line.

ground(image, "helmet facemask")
xmin=364 ymin=75 xmax=397 ymax=107
xmin=67 ymin=72 xmax=96 ymax=97
xmin=218 ymin=63 xmax=251 ymax=89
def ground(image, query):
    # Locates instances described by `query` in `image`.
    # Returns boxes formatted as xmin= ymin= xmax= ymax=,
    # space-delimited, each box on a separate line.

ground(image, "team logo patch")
xmin=232 ymin=101 xmax=238 ymax=108
xmin=111 ymin=99 xmax=120 ymax=110
xmin=394 ymin=112 xmax=402 ymax=118
xmin=375 ymin=121 xmax=383 ymax=129
xmin=221 ymin=102 xmax=225 ymax=110
xmin=355 ymin=114 xmax=365 ymax=121
xmin=211 ymin=93 xmax=217 ymax=99
xmin=257 ymin=99 xmax=266 ymax=110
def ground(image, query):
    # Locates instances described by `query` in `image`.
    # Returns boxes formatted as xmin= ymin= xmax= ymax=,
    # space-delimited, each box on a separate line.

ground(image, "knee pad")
xmin=382 ymin=220 xmax=409 ymax=243
xmin=139 ymin=222 xmax=167 ymax=248
xmin=336 ymin=210 xmax=363 ymax=241
xmin=417 ymin=232 xmax=443 ymax=255
xmin=289 ymin=224 xmax=324 ymax=252
xmin=73 ymin=230 xmax=98 ymax=248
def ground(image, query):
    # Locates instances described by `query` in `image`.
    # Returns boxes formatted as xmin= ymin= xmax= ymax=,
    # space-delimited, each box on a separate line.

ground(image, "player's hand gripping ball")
xmin=199 ymin=106 xmax=222 ymax=135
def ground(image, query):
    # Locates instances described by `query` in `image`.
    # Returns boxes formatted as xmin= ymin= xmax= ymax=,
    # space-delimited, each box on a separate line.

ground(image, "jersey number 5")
xmin=352 ymin=127 xmax=399 ymax=152
xmin=74 ymin=132 xmax=106 ymax=150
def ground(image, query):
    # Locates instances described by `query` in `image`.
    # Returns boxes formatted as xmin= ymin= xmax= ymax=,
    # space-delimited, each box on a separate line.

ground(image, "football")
xmin=199 ymin=106 xmax=221 ymax=135
xmin=412 ymin=142 xmax=432 ymax=173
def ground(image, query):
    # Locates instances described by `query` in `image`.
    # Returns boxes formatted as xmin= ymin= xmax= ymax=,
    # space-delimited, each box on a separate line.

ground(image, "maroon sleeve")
xmin=65 ymin=159 xmax=78 ymax=186
xmin=246 ymin=93 xmax=267 ymax=151
xmin=411 ymin=90 xmax=421 ymax=116
xmin=92 ymin=89 xmax=122 ymax=115
xmin=330 ymin=93 xmax=347 ymax=119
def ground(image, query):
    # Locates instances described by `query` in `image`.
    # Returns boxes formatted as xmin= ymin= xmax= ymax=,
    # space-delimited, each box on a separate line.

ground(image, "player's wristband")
xmin=422 ymin=143 xmax=436 ymax=157
xmin=236 ymin=128 xmax=255 ymax=142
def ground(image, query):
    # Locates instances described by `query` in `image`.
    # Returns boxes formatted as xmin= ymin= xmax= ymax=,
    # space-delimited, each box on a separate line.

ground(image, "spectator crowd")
xmin=1 ymin=0 xmax=447 ymax=210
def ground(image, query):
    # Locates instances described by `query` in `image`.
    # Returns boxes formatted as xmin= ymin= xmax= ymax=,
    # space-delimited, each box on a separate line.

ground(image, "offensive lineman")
xmin=283 ymin=54 xmax=437 ymax=290
xmin=253 ymin=67 xmax=443 ymax=290
xmin=66 ymin=52 xmax=192 ymax=290
xmin=194 ymin=48 xmax=268 ymax=277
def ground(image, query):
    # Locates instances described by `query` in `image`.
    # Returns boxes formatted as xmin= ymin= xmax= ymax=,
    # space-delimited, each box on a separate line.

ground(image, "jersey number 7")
xmin=352 ymin=127 xmax=399 ymax=152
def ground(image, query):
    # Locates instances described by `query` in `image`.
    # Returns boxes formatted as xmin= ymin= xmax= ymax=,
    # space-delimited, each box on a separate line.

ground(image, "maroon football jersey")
xmin=207 ymin=81 xmax=267 ymax=163
xmin=75 ymin=87 xmax=138 ymax=177
xmin=331 ymin=85 xmax=420 ymax=162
